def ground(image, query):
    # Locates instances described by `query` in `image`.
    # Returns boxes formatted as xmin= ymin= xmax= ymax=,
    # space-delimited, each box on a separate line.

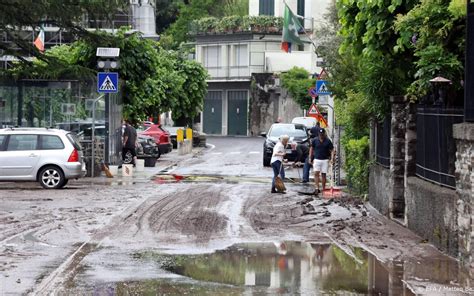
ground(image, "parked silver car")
xmin=0 ymin=128 xmax=86 ymax=189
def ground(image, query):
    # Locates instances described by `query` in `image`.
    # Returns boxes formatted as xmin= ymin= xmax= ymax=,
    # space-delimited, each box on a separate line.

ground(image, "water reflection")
xmin=159 ymin=241 xmax=414 ymax=295
xmin=84 ymin=241 xmax=472 ymax=295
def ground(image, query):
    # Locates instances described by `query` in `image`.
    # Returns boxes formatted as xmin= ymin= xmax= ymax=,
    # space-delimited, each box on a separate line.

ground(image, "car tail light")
xmin=68 ymin=149 xmax=79 ymax=162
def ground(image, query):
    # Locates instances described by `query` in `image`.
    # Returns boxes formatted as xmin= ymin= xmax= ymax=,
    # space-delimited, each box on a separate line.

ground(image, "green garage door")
xmin=227 ymin=91 xmax=248 ymax=136
xmin=203 ymin=91 xmax=222 ymax=134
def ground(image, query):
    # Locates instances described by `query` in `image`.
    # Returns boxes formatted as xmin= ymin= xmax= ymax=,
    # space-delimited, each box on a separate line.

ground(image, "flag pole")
xmin=282 ymin=0 xmax=319 ymax=53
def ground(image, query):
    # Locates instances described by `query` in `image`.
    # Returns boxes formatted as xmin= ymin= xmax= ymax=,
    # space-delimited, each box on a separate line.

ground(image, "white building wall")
xmin=249 ymin=0 xmax=259 ymax=16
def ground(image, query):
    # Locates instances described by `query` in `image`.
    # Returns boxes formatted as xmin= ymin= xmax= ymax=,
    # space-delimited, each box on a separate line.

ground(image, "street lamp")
xmin=429 ymin=76 xmax=451 ymax=106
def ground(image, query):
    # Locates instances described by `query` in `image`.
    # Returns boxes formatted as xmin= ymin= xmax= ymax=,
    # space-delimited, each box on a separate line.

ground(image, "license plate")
xmin=286 ymin=149 xmax=293 ymax=153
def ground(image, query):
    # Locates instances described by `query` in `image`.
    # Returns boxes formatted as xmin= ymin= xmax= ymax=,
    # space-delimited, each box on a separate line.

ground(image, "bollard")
xmin=177 ymin=128 xmax=184 ymax=143
xmin=186 ymin=128 xmax=193 ymax=140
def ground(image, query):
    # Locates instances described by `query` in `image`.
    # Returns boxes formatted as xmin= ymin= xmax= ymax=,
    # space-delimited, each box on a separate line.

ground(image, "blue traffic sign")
xmin=97 ymin=72 xmax=118 ymax=93
xmin=316 ymin=80 xmax=331 ymax=95
xmin=309 ymin=87 xmax=318 ymax=97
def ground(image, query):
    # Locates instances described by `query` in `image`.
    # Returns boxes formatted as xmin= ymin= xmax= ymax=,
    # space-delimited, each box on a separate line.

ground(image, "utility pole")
xmin=466 ymin=0 xmax=474 ymax=121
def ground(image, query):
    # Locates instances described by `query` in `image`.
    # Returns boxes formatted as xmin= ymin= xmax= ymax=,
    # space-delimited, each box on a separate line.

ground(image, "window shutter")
xmin=297 ymin=0 xmax=305 ymax=17
xmin=259 ymin=0 xmax=274 ymax=16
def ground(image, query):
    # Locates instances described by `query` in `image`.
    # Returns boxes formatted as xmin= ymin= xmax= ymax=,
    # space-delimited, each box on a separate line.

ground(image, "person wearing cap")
xmin=270 ymin=135 xmax=289 ymax=193
xmin=309 ymin=121 xmax=321 ymax=139
xmin=309 ymin=128 xmax=334 ymax=195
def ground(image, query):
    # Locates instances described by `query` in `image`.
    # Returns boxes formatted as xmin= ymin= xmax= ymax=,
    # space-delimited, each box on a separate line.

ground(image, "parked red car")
xmin=137 ymin=122 xmax=173 ymax=154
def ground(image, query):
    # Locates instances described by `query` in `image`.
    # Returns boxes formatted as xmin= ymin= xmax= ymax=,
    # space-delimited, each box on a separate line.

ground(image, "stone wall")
xmin=389 ymin=96 xmax=407 ymax=219
xmin=405 ymin=177 xmax=458 ymax=256
xmin=453 ymin=123 xmax=474 ymax=270
xmin=369 ymin=164 xmax=391 ymax=216
xmin=249 ymin=74 xmax=303 ymax=136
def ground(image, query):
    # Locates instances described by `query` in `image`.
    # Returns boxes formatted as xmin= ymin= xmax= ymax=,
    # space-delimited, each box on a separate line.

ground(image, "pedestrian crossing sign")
xmin=316 ymin=80 xmax=331 ymax=95
xmin=97 ymin=72 xmax=118 ymax=93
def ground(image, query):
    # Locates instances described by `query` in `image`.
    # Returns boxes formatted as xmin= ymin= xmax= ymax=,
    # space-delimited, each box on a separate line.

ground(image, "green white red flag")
xmin=281 ymin=3 xmax=303 ymax=53
xmin=34 ymin=27 xmax=45 ymax=52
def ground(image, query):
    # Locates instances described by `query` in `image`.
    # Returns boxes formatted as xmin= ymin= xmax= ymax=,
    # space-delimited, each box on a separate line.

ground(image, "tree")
xmin=161 ymin=0 xmax=249 ymax=48
xmin=280 ymin=67 xmax=315 ymax=110
xmin=394 ymin=0 xmax=465 ymax=100
xmin=0 ymin=0 xmax=128 ymax=64
xmin=8 ymin=29 xmax=209 ymax=124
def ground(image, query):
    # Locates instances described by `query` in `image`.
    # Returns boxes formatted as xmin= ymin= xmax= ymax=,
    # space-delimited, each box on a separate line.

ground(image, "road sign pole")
xmin=105 ymin=93 xmax=110 ymax=164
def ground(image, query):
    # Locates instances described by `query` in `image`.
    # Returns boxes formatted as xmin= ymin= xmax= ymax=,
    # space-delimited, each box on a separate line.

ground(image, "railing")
xmin=416 ymin=106 xmax=464 ymax=188
xmin=375 ymin=115 xmax=391 ymax=168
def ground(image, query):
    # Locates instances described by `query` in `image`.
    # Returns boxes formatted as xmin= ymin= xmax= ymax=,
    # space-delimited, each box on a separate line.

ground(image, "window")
xmin=0 ymin=135 xmax=5 ymax=150
xmin=234 ymin=45 xmax=248 ymax=66
xmin=40 ymin=135 xmax=64 ymax=150
xmin=7 ymin=135 xmax=38 ymax=151
xmin=297 ymin=0 xmax=305 ymax=17
xmin=259 ymin=0 xmax=274 ymax=16
xmin=203 ymin=46 xmax=221 ymax=68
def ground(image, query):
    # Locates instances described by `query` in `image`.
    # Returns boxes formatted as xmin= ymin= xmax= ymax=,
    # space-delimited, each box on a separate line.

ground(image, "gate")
xmin=227 ymin=90 xmax=248 ymax=136
xmin=416 ymin=106 xmax=464 ymax=188
xmin=203 ymin=91 xmax=222 ymax=134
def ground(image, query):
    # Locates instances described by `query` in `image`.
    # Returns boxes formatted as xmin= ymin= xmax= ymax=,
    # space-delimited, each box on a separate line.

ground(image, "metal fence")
xmin=416 ymin=106 xmax=464 ymax=188
xmin=375 ymin=115 xmax=391 ymax=168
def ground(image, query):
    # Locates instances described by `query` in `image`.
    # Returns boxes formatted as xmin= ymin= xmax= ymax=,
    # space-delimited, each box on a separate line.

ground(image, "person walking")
xmin=271 ymin=135 xmax=289 ymax=193
xmin=309 ymin=129 xmax=334 ymax=195
xmin=122 ymin=119 xmax=138 ymax=167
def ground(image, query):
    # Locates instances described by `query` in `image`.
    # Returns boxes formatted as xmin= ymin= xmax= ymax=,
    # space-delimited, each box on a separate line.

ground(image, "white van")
xmin=291 ymin=117 xmax=317 ymax=129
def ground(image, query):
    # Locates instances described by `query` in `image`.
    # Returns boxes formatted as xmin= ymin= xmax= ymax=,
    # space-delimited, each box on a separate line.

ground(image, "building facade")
xmin=195 ymin=0 xmax=331 ymax=136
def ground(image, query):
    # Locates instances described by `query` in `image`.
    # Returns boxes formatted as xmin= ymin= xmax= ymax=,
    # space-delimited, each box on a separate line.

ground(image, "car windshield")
xmin=268 ymin=124 xmax=307 ymax=138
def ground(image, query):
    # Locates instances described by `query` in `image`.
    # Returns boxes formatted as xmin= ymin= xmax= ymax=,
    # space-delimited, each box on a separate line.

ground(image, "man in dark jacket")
xmin=122 ymin=119 xmax=137 ymax=166
xmin=295 ymin=141 xmax=311 ymax=183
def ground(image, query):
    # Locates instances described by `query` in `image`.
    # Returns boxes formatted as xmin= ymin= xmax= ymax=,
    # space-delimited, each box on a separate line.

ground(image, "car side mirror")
xmin=260 ymin=132 xmax=267 ymax=138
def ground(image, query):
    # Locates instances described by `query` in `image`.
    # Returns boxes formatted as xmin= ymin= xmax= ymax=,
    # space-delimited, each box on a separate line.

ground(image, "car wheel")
xmin=39 ymin=166 xmax=65 ymax=189
xmin=263 ymin=155 xmax=271 ymax=167
xmin=59 ymin=179 xmax=69 ymax=189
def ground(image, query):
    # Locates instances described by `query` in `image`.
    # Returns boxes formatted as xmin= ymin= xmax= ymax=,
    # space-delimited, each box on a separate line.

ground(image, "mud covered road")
xmin=0 ymin=137 xmax=472 ymax=295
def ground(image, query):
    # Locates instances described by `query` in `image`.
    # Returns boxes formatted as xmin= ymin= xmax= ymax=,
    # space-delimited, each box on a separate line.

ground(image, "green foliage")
xmin=190 ymin=15 xmax=282 ymax=34
xmin=280 ymin=67 xmax=315 ymax=110
xmin=8 ymin=28 xmax=208 ymax=124
xmin=0 ymin=0 xmax=128 ymax=63
xmin=334 ymin=91 xmax=370 ymax=139
xmin=163 ymin=0 xmax=227 ymax=48
xmin=222 ymin=0 xmax=249 ymax=16
xmin=394 ymin=0 xmax=465 ymax=99
xmin=344 ymin=136 xmax=370 ymax=195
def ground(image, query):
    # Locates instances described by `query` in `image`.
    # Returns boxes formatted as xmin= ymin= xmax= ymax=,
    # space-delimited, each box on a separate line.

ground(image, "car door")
xmin=0 ymin=134 xmax=40 ymax=180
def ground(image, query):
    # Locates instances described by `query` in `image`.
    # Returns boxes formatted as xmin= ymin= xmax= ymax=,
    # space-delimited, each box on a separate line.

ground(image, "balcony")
xmin=190 ymin=15 xmax=313 ymax=36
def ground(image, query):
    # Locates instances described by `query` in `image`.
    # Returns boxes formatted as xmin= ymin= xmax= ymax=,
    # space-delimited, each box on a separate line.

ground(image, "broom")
xmin=102 ymin=163 xmax=114 ymax=178
xmin=323 ymin=161 xmax=341 ymax=197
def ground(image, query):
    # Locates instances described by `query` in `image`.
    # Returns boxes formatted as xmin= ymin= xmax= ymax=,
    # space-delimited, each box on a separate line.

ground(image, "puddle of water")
xmin=129 ymin=242 xmax=422 ymax=295
xmin=68 ymin=241 xmax=473 ymax=295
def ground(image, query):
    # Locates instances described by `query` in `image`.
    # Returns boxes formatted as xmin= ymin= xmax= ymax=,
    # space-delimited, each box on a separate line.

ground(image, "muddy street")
xmin=0 ymin=137 xmax=472 ymax=295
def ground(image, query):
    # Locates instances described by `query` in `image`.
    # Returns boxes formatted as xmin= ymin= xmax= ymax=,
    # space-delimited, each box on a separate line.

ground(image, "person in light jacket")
xmin=271 ymin=135 xmax=289 ymax=193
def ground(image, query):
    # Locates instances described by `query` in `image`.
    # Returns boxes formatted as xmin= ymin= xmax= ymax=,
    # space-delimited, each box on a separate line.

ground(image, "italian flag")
xmin=34 ymin=27 xmax=45 ymax=52
xmin=281 ymin=3 xmax=303 ymax=53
